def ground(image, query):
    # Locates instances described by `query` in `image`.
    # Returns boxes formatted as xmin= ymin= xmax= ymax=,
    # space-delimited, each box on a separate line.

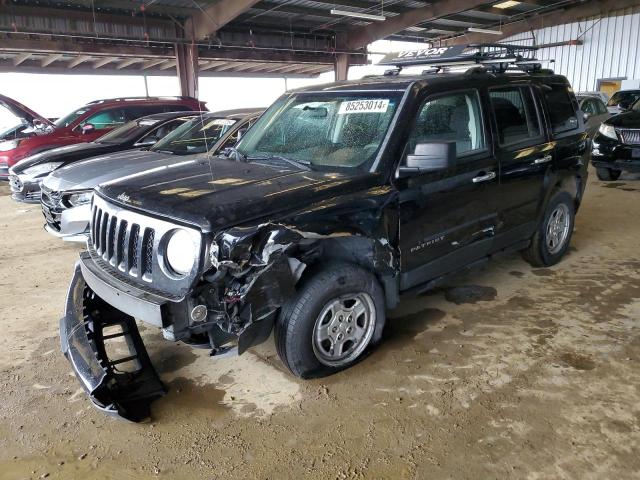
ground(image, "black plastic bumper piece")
xmin=60 ymin=262 xmax=166 ymax=422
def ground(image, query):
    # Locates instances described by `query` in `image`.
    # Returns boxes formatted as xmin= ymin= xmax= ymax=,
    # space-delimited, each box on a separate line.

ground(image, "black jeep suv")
xmin=59 ymin=46 xmax=589 ymax=420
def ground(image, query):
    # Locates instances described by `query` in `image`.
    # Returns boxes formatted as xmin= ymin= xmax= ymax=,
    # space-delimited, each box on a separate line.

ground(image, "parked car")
xmin=41 ymin=109 xmax=263 ymax=241
xmin=0 ymin=96 xmax=205 ymax=179
xmin=9 ymin=110 xmax=205 ymax=203
xmin=592 ymin=97 xmax=640 ymax=180
xmin=59 ymin=45 xmax=589 ymax=421
xmin=576 ymin=95 xmax=610 ymax=137
xmin=577 ymin=91 xmax=609 ymax=104
xmin=606 ymin=89 xmax=640 ymax=115
xmin=0 ymin=94 xmax=55 ymax=142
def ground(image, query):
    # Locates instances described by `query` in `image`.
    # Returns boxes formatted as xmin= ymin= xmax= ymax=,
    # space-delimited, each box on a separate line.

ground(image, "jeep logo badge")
xmin=117 ymin=193 xmax=130 ymax=203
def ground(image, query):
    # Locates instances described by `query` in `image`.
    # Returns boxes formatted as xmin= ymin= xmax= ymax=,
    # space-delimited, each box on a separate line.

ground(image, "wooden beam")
xmin=444 ymin=0 xmax=640 ymax=45
xmin=340 ymin=0 xmax=491 ymax=50
xmin=41 ymin=53 xmax=63 ymax=67
xmin=12 ymin=52 xmax=32 ymax=66
xmin=190 ymin=0 xmax=263 ymax=40
xmin=67 ymin=55 xmax=92 ymax=68
xmin=116 ymin=58 xmax=142 ymax=69
xmin=93 ymin=57 xmax=118 ymax=69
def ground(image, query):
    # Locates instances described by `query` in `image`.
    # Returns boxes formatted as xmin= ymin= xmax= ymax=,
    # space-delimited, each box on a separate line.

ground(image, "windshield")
xmin=607 ymin=91 xmax=640 ymax=107
xmin=151 ymin=116 xmax=236 ymax=155
xmin=235 ymin=92 xmax=401 ymax=170
xmin=54 ymin=108 xmax=89 ymax=128
xmin=96 ymin=118 xmax=158 ymax=144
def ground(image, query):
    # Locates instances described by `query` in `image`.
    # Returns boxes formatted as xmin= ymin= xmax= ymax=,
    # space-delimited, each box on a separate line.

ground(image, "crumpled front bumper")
xmin=59 ymin=262 xmax=166 ymax=421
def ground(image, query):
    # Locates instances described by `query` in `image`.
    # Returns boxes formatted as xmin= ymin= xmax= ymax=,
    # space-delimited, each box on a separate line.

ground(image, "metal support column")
xmin=334 ymin=53 xmax=350 ymax=82
xmin=175 ymin=42 xmax=199 ymax=98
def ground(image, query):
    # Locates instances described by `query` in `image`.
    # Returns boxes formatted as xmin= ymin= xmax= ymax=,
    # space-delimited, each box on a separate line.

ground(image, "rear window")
xmin=607 ymin=90 xmax=640 ymax=107
xmin=544 ymin=85 xmax=579 ymax=134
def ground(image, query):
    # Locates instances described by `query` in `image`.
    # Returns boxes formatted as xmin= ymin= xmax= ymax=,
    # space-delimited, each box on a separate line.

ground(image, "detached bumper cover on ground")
xmin=59 ymin=261 xmax=165 ymax=421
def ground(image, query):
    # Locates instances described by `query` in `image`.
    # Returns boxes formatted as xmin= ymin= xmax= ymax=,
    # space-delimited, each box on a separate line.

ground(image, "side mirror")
xmin=81 ymin=123 xmax=95 ymax=135
xmin=582 ymin=111 xmax=591 ymax=122
xmin=399 ymin=142 xmax=457 ymax=176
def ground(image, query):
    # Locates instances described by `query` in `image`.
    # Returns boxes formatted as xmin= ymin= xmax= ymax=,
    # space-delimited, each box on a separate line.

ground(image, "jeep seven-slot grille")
xmin=91 ymin=205 xmax=154 ymax=281
xmin=618 ymin=129 xmax=640 ymax=145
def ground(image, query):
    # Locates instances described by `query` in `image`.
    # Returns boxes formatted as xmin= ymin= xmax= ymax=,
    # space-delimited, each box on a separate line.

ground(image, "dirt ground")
xmin=0 ymin=171 xmax=639 ymax=480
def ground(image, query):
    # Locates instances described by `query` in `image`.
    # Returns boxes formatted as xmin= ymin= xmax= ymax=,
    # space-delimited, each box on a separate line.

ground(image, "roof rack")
xmin=379 ymin=43 xmax=550 ymax=75
xmin=85 ymin=96 xmax=198 ymax=105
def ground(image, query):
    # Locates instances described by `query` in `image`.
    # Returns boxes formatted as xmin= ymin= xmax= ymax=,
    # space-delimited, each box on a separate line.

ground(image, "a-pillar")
xmin=334 ymin=53 xmax=350 ymax=82
xmin=175 ymin=42 xmax=199 ymax=98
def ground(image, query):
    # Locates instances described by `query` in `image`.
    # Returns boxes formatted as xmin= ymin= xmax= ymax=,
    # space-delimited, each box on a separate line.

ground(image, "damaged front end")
xmin=60 ymin=263 xmax=165 ymax=422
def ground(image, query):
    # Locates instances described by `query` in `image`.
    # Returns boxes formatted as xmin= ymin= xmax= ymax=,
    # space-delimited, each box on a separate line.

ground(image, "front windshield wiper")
xmin=247 ymin=154 xmax=311 ymax=171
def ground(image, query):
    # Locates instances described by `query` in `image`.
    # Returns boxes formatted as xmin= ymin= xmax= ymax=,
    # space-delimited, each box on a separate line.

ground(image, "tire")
xmin=522 ymin=191 xmax=575 ymax=268
xmin=596 ymin=167 xmax=621 ymax=181
xmin=275 ymin=262 xmax=385 ymax=379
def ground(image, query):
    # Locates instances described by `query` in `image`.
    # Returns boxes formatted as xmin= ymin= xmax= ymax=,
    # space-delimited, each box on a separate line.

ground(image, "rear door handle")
xmin=533 ymin=155 xmax=553 ymax=165
xmin=472 ymin=171 xmax=496 ymax=183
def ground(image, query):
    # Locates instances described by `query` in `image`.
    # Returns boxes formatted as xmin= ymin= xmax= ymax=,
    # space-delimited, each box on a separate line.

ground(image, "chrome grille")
xmin=91 ymin=204 xmax=153 ymax=282
xmin=618 ymin=128 xmax=640 ymax=145
xmin=89 ymin=194 xmax=202 ymax=295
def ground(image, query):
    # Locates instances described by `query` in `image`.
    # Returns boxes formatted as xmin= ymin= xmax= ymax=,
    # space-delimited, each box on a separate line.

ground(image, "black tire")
xmin=596 ymin=167 xmax=621 ymax=181
xmin=522 ymin=191 xmax=575 ymax=268
xmin=275 ymin=262 xmax=385 ymax=379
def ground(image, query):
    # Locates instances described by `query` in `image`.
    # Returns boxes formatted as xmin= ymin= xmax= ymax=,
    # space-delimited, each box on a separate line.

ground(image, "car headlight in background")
xmin=165 ymin=229 xmax=196 ymax=275
xmin=0 ymin=139 xmax=20 ymax=152
xmin=598 ymin=124 xmax=618 ymax=140
xmin=65 ymin=190 xmax=93 ymax=207
xmin=22 ymin=162 xmax=63 ymax=177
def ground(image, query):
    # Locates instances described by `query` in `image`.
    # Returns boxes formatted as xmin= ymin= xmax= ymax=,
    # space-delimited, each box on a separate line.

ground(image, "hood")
xmin=97 ymin=157 xmax=375 ymax=232
xmin=606 ymin=110 xmax=640 ymax=128
xmin=11 ymin=142 xmax=124 ymax=174
xmin=0 ymin=94 xmax=53 ymax=127
xmin=43 ymin=149 xmax=173 ymax=192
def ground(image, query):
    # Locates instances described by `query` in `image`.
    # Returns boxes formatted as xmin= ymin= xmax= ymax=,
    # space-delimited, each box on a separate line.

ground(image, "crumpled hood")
xmin=11 ymin=142 xmax=117 ymax=174
xmin=97 ymin=156 xmax=375 ymax=232
xmin=606 ymin=111 xmax=640 ymax=128
xmin=43 ymin=149 xmax=173 ymax=192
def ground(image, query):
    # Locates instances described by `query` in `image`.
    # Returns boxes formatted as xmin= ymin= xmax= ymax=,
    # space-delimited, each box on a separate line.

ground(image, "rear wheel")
xmin=596 ymin=167 xmax=621 ymax=181
xmin=522 ymin=191 xmax=575 ymax=267
xmin=275 ymin=263 xmax=385 ymax=378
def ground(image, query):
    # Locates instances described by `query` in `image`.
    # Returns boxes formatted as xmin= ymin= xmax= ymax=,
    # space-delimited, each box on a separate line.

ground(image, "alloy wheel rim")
xmin=312 ymin=293 xmax=376 ymax=367
xmin=546 ymin=204 xmax=570 ymax=255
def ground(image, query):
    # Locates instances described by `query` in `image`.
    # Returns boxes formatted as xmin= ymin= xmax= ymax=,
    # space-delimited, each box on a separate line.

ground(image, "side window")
xmin=409 ymin=91 xmax=485 ymax=157
xmin=81 ymin=108 xmax=126 ymax=129
xmin=489 ymin=87 xmax=541 ymax=146
xmin=581 ymin=99 xmax=595 ymax=115
xmin=544 ymin=85 xmax=579 ymax=134
xmin=595 ymin=99 xmax=608 ymax=115
xmin=136 ymin=119 xmax=185 ymax=145
xmin=124 ymin=105 xmax=164 ymax=121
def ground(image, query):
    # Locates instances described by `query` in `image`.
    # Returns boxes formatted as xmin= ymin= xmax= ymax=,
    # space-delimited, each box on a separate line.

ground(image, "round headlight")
xmin=166 ymin=229 xmax=196 ymax=275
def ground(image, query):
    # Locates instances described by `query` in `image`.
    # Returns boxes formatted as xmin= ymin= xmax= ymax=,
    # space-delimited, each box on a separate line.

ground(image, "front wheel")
xmin=275 ymin=263 xmax=385 ymax=378
xmin=596 ymin=167 xmax=621 ymax=181
xmin=522 ymin=191 xmax=575 ymax=267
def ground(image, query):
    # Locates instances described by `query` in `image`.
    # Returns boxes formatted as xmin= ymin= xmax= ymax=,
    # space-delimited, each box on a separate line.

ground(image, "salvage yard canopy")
xmin=0 ymin=0 xmax=635 ymax=83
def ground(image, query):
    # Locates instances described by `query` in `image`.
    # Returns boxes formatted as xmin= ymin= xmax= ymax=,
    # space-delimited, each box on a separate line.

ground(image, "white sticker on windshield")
xmin=338 ymin=99 xmax=389 ymax=115
xmin=210 ymin=119 xmax=237 ymax=126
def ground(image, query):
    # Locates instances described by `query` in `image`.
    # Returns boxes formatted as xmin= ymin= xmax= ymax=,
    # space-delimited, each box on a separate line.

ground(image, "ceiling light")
xmin=494 ymin=1 xmax=521 ymax=9
xmin=330 ymin=9 xmax=386 ymax=22
xmin=468 ymin=27 xmax=504 ymax=35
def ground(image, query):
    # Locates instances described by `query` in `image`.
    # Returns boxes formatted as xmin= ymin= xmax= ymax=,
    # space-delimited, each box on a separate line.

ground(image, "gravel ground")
xmin=0 ymin=172 xmax=639 ymax=480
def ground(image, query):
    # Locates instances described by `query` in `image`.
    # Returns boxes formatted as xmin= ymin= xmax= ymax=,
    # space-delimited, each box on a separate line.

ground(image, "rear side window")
xmin=410 ymin=91 xmax=485 ymax=157
xmin=490 ymin=87 xmax=541 ymax=146
xmin=544 ymin=85 xmax=579 ymax=134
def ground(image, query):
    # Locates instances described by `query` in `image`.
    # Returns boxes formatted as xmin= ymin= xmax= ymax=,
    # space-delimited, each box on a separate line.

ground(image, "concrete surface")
xmin=0 ymin=172 xmax=639 ymax=480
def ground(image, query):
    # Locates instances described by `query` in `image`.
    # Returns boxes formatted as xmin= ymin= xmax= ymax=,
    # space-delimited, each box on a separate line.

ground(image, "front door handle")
xmin=472 ymin=171 xmax=496 ymax=183
xmin=533 ymin=155 xmax=553 ymax=165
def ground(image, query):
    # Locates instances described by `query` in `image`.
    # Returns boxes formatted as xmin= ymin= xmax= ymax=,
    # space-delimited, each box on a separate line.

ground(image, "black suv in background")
xmin=59 ymin=45 xmax=589 ymax=421
xmin=592 ymin=99 xmax=640 ymax=180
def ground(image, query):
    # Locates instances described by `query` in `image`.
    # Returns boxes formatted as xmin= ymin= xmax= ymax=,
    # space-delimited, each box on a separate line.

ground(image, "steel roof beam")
xmin=190 ymin=0 xmax=263 ymax=40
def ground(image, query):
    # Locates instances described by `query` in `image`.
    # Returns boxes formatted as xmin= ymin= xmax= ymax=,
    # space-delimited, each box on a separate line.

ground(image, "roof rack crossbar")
xmin=378 ymin=43 xmax=545 ymax=74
